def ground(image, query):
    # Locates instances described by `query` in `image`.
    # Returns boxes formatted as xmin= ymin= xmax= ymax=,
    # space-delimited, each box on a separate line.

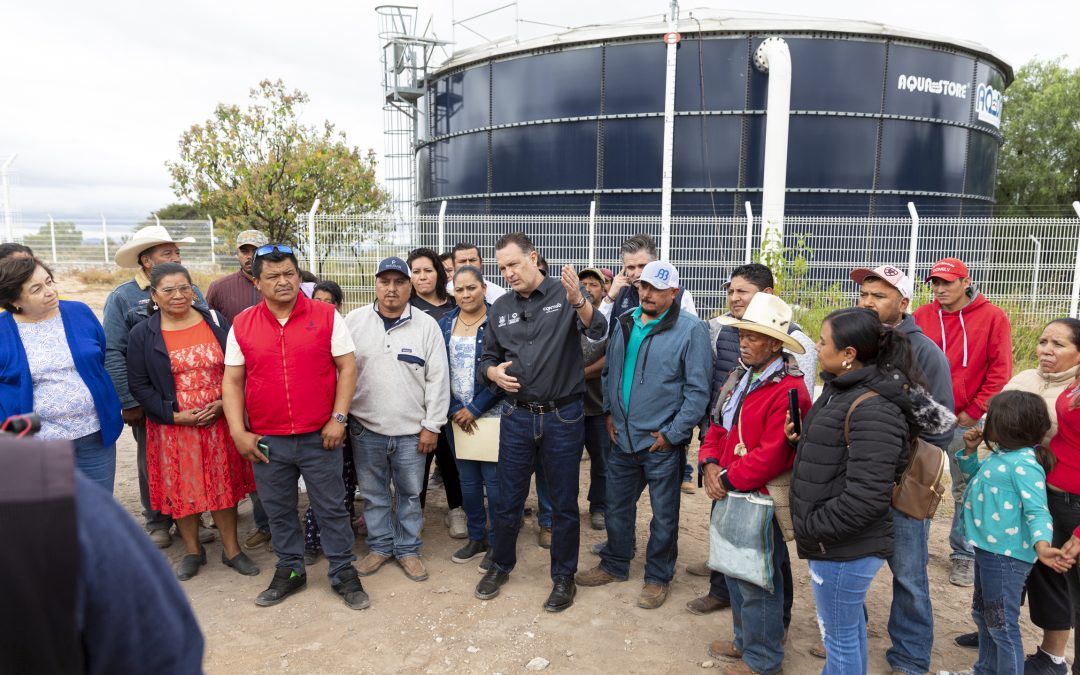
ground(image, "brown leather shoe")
xmin=686 ymin=560 xmax=711 ymax=577
xmin=681 ymin=480 xmax=696 ymax=494
xmin=357 ymin=551 xmax=392 ymax=577
xmin=575 ymin=565 xmax=623 ymax=587
xmin=537 ymin=527 xmax=552 ymax=549
xmin=398 ymin=555 xmax=429 ymax=582
xmin=707 ymin=640 xmax=743 ymax=662
xmin=809 ymin=640 xmax=826 ymax=659
xmin=636 ymin=583 xmax=668 ymax=609
xmin=686 ymin=594 xmax=730 ymax=615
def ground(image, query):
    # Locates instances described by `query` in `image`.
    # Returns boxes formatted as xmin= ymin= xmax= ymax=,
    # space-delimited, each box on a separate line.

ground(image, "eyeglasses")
xmin=255 ymin=244 xmax=294 ymax=258
xmin=154 ymin=284 xmax=193 ymax=297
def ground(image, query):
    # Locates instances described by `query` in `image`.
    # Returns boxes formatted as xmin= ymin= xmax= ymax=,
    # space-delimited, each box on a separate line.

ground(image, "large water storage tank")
xmin=418 ymin=11 xmax=1011 ymax=216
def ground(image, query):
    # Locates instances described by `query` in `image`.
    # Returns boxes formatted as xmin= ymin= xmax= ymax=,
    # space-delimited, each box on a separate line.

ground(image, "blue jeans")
xmin=132 ymin=424 xmax=172 ymax=531
xmin=71 ymin=431 xmax=116 ymax=494
xmin=599 ymin=445 xmax=682 ymax=585
xmin=582 ymin=415 xmax=608 ymax=514
xmin=886 ymin=508 xmax=933 ymax=674
xmin=535 ymin=458 xmax=552 ymax=528
xmin=351 ymin=423 xmax=426 ymax=559
xmin=809 ymin=556 xmax=885 ymax=675
xmin=491 ymin=399 xmax=585 ymax=580
xmin=727 ymin=517 xmax=788 ymax=675
xmin=456 ymin=457 xmax=498 ymax=544
xmin=252 ymin=431 xmax=357 ymax=577
xmin=947 ymin=424 xmax=976 ymax=561
xmin=973 ymin=547 xmax=1032 ymax=675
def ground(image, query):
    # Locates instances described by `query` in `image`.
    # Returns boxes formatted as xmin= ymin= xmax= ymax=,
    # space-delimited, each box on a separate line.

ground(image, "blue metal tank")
xmin=418 ymin=12 xmax=1011 ymax=217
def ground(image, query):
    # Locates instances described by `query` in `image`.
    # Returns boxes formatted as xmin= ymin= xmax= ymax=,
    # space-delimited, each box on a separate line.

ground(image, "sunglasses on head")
xmin=255 ymin=244 xmax=294 ymax=257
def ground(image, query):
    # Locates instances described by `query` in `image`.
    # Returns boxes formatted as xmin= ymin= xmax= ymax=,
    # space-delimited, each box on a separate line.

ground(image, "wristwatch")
xmin=333 ymin=412 xmax=347 ymax=424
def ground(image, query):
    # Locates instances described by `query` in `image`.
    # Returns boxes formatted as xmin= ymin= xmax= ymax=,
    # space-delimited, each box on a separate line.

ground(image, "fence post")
xmin=207 ymin=216 xmax=216 ymax=267
xmin=101 ymin=215 xmax=109 ymax=264
xmin=906 ymin=202 xmax=920 ymax=284
xmin=437 ymin=200 xmax=447 ymax=254
xmin=1070 ymin=201 xmax=1080 ymax=319
xmin=48 ymin=215 xmax=57 ymax=263
xmin=743 ymin=201 xmax=754 ymax=264
xmin=307 ymin=198 xmax=320 ymax=277
xmin=588 ymin=200 xmax=597 ymax=267
xmin=1029 ymin=234 xmax=1041 ymax=305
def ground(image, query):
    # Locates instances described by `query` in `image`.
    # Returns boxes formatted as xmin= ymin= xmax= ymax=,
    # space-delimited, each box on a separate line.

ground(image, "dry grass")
xmin=72 ymin=267 xmax=221 ymax=291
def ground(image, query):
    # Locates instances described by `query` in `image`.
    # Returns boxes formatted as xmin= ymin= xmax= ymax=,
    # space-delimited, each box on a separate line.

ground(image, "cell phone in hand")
xmin=257 ymin=441 xmax=270 ymax=458
xmin=787 ymin=388 xmax=801 ymax=436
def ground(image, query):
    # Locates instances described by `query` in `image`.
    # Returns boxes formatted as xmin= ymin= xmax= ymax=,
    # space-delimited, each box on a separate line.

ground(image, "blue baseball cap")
xmin=375 ymin=256 xmax=411 ymax=278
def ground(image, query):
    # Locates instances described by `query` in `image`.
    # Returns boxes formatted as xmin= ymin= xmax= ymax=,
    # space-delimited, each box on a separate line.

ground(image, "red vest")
xmin=233 ymin=294 xmax=339 ymax=436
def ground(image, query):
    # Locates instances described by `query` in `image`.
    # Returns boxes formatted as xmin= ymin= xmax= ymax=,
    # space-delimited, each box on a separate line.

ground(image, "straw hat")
xmin=114 ymin=225 xmax=196 ymax=268
xmin=718 ymin=293 xmax=805 ymax=354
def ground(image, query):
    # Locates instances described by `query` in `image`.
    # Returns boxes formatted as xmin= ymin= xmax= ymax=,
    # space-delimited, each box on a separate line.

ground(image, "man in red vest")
xmin=222 ymin=244 xmax=366 ymax=609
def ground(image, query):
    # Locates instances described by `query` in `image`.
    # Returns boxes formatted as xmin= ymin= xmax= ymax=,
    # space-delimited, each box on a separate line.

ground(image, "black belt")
xmin=514 ymin=395 xmax=581 ymax=415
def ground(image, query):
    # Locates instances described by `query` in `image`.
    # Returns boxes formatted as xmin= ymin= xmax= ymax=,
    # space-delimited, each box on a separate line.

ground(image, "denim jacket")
xmin=437 ymin=304 xmax=503 ymax=419
xmin=102 ymin=272 xmax=205 ymax=408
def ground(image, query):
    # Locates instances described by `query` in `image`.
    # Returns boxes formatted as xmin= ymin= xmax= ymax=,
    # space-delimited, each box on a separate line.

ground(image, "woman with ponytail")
xmin=785 ymin=308 xmax=925 ymax=674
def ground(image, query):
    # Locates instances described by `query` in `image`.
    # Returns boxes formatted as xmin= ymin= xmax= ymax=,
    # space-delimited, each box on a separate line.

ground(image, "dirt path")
xmin=66 ymin=272 xmax=1072 ymax=675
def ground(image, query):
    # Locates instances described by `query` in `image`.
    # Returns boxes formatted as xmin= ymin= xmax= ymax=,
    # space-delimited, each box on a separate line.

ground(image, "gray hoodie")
xmin=896 ymin=313 xmax=955 ymax=449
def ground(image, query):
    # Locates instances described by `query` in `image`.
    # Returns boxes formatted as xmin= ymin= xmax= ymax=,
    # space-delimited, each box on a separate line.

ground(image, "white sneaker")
xmin=446 ymin=507 xmax=468 ymax=539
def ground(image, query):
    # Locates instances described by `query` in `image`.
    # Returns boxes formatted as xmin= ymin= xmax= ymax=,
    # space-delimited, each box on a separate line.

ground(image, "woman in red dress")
xmin=127 ymin=262 xmax=258 ymax=581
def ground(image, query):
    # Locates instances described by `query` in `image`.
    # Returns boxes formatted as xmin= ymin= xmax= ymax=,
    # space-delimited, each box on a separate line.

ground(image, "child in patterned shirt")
xmin=954 ymin=391 xmax=1074 ymax=675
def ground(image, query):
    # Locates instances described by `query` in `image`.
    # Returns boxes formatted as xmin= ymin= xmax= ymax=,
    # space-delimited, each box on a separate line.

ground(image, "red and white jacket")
xmin=699 ymin=354 xmax=812 ymax=494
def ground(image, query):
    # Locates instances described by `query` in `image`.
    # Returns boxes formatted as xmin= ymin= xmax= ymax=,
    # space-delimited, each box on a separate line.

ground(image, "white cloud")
xmin=1 ymin=0 xmax=1076 ymax=222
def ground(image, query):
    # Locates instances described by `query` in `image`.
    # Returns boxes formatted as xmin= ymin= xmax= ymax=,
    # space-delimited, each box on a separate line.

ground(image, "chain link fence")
xmin=290 ymin=211 xmax=1080 ymax=323
xmin=12 ymin=218 xmax=228 ymax=271
xmin=10 ymin=210 xmax=1080 ymax=325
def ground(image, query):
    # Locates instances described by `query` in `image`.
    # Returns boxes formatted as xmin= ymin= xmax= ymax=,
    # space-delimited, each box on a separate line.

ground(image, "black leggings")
xmin=420 ymin=431 xmax=462 ymax=510
xmin=1026 ymin=488 xmax=1080 ymax=671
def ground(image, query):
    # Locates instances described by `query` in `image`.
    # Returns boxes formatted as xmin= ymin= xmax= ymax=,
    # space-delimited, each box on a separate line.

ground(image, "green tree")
xmin=166 ymin=79 xmax=389 ymax=246
xmin=995 ymin=58 xmax=1080 ymax=215
xmin=151 ymin=203 xmax=205 ymax=220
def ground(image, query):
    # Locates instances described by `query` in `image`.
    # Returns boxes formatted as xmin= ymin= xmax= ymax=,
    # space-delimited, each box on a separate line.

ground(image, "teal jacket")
xmin=957 ymin=446 xmax=1053 ymax=564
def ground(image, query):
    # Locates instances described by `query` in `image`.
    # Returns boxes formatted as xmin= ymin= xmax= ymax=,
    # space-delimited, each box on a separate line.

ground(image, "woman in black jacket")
xmin=787 ymin=307 xmax=920 ymax=674
xmin=127 ymin=263 xmax=259 ymax=581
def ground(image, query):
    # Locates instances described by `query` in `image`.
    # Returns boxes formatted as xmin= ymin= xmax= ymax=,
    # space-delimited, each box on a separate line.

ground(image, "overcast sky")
xmin=1 ymin=0 xmax=1075 ymax=228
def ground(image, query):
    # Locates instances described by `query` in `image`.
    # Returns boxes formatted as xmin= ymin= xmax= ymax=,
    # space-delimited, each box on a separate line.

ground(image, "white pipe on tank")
xmin=754 ymin=38 xmax=791 ymax=256
xmin=658 ymin=2 xmax=679 ymax=261
xmin=906 ymin=202 xmax=920 ymax=283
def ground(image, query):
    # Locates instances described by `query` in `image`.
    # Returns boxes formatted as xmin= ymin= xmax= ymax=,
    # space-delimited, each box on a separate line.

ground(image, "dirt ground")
xmin=67 ymin=273 xmax=1072 ymax=675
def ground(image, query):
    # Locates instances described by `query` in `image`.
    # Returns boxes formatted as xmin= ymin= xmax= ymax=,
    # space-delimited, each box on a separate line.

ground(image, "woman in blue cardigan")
xmin=0 ymin=256 xmax=123 ymax=491
xmin=438 ymin=266 xmax=505 ymax=571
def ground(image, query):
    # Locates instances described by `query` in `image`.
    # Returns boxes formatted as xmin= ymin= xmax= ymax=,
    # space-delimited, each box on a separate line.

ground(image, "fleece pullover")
xmin=345 ymin=303 xmax=449 ymax=437
xmin=913 ymin=291 xmax=1012 ymax=421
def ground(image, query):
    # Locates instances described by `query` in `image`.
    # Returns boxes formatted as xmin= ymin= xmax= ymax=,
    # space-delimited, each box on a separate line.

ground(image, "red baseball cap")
xmin=925 ymin=257 xmax=969 ymax=282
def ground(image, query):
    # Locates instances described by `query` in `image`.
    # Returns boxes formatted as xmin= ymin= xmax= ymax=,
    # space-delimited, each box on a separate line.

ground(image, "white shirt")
xmin=224 ymin=311 xmax=354 ymax=366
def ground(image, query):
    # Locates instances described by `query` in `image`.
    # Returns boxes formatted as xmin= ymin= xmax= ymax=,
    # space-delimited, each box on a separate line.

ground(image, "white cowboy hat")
xmin=718 ymin=293 xmax=806 ymax=354
xmin=114 ymin=225 xmax=196 ymax=268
